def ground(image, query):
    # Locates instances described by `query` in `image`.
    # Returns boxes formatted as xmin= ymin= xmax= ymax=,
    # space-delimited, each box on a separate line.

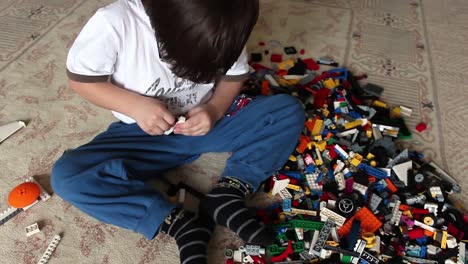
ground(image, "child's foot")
xmin=201 ymin=177 xmax=275 ymax=246
xmin=158 ymin=208 xmax=213 ymax=264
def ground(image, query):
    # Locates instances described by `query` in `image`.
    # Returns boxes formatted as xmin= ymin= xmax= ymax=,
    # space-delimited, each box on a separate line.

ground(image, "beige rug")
xmin=1 ymin=0 xmax=467 ymax=263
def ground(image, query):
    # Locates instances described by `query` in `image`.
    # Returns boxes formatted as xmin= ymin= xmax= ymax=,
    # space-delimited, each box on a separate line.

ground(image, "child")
xmin=51 ymin=0 xmax=304 ymax=263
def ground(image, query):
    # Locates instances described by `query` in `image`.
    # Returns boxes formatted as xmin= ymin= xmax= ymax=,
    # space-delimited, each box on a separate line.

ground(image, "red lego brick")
xmin=408 ymin=228 xmax=425 ymax=239
xmin=271 ymin=240 xmax=294 ymax=262
xmin=271 ymin=54 xmax=283 ymax=63
xmin=303 ymin=58 xmax=319 ymax=71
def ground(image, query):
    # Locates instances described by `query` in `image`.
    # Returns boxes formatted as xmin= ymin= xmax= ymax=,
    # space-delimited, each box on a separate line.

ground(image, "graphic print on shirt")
xmin=144 ymin=75 xmax=210 ymax=114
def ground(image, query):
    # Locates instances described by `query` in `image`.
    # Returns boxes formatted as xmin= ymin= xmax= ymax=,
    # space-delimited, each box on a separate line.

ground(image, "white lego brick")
xmin=0 ymin=121 xmax=26 ymax=143
xmin=164 ymin=116 xmax=186 ymax=135
xmin=38 ymin=234 xmax=61 ymax=264
xmin=392 ymin=161 xmax=412 ymax=185
xmin=278 ymin=188 xmax=292 ymax=200
xmin=178 ymin=188 xmax=186 ymax=204
xmin=459 ymin=242 xmax=466 ymax=264
xmin=272 ymin=178 xmax=291 ymax=196
xmin=414 ymin=220 xmax=436 ymax=233
xmin=424 ymin=203 xmax=439 ymax=216
xmin=295 ymin=228 xmax=304 ymax=240
xmin=334 ymin=144 xmax=349 ymax=159
xmin=333 ymin=160 xmax=345 ymax=174
xmin=335 ymin=173 xmax=345 ymax=191
xmin=291 ymin=208 xmax=317 ymax=216
xmin=400 ymin=106 xmax=412 ymax=117
xmin=243 ymin=255 xmax=254 ymax=263
xmin=25 ymin=223 xmax=40 ymax=237
xmin=447 ymin=235 xmax=458 ymax=249
xmin=320 ymin=207 xmax=346 ymax=226
xmin=336 ymin=128 xmax=358 ymax=137
xmin=353 ymin=182 xmax=368 ymax=196
xmin=306 ymin=173 xmax=322 ymax=191
xmin=233 ymin=250 xmax=243 ymax=263
xmin=309 ymin=230 xmax=319 ymax=255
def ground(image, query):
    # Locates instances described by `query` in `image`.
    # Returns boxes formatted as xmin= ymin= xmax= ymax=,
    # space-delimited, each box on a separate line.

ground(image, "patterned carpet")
xmin=0 ymin=0 xmax=467 ymax=263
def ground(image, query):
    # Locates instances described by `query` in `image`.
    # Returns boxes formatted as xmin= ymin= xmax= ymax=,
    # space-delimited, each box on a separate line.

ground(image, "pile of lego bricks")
xmin=224 ymin=48 xmax=467 ymax=264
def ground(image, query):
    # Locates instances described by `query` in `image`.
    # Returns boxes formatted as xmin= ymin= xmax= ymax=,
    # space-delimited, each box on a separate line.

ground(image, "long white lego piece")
xmin=0 ymin=121 xmax=26 ymax=143
xmin=37 ymin=235 xmax=61 ymax=264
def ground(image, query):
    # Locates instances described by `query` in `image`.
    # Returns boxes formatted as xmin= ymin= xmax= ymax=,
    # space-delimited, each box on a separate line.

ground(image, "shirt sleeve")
xmin=220 ymin=47 xmax=250 ymax=82
xmin=66 ymin=10 xmax=120 ymax=83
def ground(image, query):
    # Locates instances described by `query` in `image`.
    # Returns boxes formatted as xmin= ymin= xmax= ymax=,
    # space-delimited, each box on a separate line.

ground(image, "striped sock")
xmin=201 ymin=177 xmax=275 ymax=246
xmin=158 ymin=208 xmax=213 ymax=264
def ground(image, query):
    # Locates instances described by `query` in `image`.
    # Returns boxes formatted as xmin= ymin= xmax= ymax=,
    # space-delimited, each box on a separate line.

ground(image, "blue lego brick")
xmin=358 ymin=163 xmax=388 ymax=179
xmin=280 ymin=171 xmax=303 ymax=180
xmin=329 ymin=68 xmax=349 ymax=80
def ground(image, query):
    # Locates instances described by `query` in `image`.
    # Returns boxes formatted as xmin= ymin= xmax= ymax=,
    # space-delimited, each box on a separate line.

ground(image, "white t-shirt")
xmin=66 ymin=0 xmax=250 ymax=124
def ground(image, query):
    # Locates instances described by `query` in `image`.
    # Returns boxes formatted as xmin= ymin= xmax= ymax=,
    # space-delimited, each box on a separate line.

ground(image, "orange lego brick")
xmin=338 ymin=207 xmax=382 ymax=237
xmin=296 ymin=136 xmax=311 ymax=154
xmin=305 ymin=117 xmax=318 ymax=133
xmin=399 ymin=204 xmax=410 ymax=211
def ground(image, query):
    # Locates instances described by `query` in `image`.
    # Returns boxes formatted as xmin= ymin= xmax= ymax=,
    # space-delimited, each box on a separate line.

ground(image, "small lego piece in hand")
xmin=163 ymin=116 xmax=186 ymax=135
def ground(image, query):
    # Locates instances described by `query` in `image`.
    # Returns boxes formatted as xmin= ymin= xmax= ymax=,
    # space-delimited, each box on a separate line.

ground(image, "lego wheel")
xmin=8 ymin=182 xmax=41 ymax=208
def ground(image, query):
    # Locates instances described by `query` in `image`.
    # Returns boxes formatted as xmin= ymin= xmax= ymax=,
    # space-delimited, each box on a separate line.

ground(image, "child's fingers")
xmin=161 ymin=110 xmax=176 ymax=126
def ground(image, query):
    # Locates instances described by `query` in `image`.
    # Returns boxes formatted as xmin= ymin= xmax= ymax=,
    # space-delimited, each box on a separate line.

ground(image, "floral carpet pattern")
xmin=0 ymin=0 xmax=467 ymax=263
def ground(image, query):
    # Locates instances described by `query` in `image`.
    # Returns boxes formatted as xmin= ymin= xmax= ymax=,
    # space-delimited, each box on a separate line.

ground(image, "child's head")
xmin=145 ymin=0 xmax=259 ymax=83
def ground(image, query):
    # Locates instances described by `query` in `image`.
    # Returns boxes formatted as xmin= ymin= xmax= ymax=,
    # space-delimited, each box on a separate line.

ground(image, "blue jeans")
xmin=51 ymin=94 xmax=304 ymax=239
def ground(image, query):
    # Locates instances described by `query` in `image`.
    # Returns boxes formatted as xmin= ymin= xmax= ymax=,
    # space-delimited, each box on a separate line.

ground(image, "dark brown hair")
xmin=145 ymin=0 xmax=259 ymax=83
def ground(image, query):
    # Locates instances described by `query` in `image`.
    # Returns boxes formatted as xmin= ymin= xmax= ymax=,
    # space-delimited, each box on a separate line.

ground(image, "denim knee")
xmin=271 ymin=94 xmax=305 ymax=131
xmin=50 ymin=154 xmax=78 ymax=201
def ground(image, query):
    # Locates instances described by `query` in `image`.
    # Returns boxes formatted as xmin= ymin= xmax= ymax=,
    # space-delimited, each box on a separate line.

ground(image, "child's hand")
xmin=132 ymin=97 xmax=175 ymax=135
xmin=174 ymin=104 xmax=220 ymax=136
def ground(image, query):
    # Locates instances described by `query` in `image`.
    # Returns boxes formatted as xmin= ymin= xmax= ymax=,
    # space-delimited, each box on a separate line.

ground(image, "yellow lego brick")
xmin=391 ymin=106 xmax=401 ymax=118
xmin=321 ymin=107 xmax=330 ymax=117
xmin=316 ymin=141 xmax=327 ymax=152
xmin=312 ymin=119 xmax=323 ymax=136
xmin=372 ymin=100 xmax=388 ymax=109
xmin=370 ymin=160 xmax=377 ymax=167
xmin=323 ymin=78 xmax=339 ymax=89
xmin=287 ymin=184 xmax=302 ymax=192
xmin=343 ymin=120 xmax=363 ymax=130
xmin=304 ymin=186 xmax=311 ymax=195
xmin=313 ymin=135 xmax=323 ymax=141
xmin=278 ymin=78 xmax=300 ymax=86
xmin=277 ymin=59 xmax=295 ymax=70
xmin=326 ymin=241 xmax=339 ymax=247
xmin=289 ymin=155 xmax=297 ymax=162
xmin=402 ymin=210 xmax=413 ymax=218
xmin=366 ymin=153 xmax=375 ymax=160
xmin=350 ymin=154 xmax=363 ymax=167
xmin=366 ymin=129 xmax=373 ymax=138
xmin=307 ymin=141 xmax=315 ymax=150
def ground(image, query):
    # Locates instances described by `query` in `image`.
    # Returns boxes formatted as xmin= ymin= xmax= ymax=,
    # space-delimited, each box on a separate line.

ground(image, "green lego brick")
xmin=292 ymin=241 xmax=305 ymax=253
xmin=341 ymin=255 xmax=353 ymax=263
xmin=269 ymin=241 xmax=305 ymax=256
xmin=290 ymin=220 xmax=324 ymax=230
xmin=272 ymin=220 xmax=324 ymax=231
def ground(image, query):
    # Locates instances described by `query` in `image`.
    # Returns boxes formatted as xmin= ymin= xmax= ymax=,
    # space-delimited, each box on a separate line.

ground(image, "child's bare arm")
xmin=69 ymin=80 xmax=175 ymax=135
xmin=206 ymin=79 xmax=245 ymax=120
